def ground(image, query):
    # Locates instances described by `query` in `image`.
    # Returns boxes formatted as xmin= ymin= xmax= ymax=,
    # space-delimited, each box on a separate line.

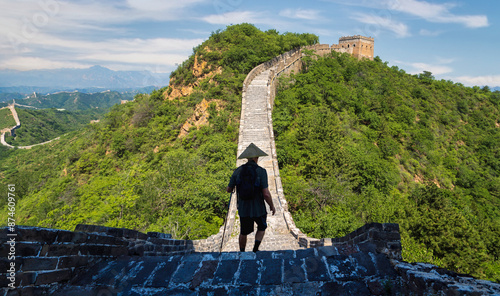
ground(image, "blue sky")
xmin=0 ymin=0 xmax=498 ymax=87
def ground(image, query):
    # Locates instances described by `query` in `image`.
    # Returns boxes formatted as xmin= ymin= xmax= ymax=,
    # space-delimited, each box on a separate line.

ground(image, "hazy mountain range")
xmin=0 ymin=66 xmax=170 ymax=94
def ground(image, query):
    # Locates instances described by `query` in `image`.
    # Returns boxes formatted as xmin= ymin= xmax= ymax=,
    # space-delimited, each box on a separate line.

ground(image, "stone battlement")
xmin=2 ymin=223 xmax=499 ymax=295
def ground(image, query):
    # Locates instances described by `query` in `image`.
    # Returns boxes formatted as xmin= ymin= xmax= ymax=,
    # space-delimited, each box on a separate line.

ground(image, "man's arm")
xmin=262 ymin=188 xmax=275 ymax=215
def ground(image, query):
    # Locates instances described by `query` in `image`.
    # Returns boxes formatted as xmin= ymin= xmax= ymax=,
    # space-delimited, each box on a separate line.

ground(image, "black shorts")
xmin=240 ymin=215 xmax=267 ymax=235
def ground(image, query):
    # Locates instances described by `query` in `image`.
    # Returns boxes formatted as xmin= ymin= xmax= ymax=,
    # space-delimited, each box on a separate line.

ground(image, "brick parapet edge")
xmin=1 ymin=221 xmax=402 ymax=289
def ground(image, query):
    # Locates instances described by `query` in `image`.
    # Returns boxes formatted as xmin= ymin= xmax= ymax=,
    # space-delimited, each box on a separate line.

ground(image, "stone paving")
xmin=222 ymin=69 xmax=302 ymax=252
xmin=52 ymin=246 xmax=402 ymax=296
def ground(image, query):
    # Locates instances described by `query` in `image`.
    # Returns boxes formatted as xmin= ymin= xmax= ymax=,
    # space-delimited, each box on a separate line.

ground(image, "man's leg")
xmin=253 ymin=231 xmax=265 ymax=252
xmin=239 ymin=234 xmax=247 ymax=252
xmin=255 ymin=230 xmax=265 ymax=241
xmin=253 ymin=215 xmax=268 ymax=252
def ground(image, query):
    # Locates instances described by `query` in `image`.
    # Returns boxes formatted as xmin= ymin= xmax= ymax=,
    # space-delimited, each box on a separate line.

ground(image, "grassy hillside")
xmin=0 ymin=108 xmax=17 ymax=130
xmin=273 ymin=51 xmax=500 ymax=281
xmin=0 ymin=24 xmax=317 ymax=240
xmin=3 ymin=108 xmax=105 ymax=147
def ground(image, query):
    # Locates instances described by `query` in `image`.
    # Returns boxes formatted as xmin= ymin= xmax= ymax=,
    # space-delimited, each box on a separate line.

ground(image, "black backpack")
xmin=236 ymin=163 xmax=261 ymax=200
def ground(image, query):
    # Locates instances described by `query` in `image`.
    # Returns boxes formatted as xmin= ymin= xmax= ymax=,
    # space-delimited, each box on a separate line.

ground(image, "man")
xmin=226 ymin=143 xmax=276 ymax=252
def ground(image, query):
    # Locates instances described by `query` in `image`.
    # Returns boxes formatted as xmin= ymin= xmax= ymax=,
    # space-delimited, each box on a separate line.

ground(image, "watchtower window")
xmin=353 ymin=44 xmax=356 ymax=47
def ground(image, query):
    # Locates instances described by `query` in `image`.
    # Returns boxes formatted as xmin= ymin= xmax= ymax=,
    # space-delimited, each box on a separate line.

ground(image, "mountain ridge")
xmin=0 ymin=65 xmax=170 ymax=90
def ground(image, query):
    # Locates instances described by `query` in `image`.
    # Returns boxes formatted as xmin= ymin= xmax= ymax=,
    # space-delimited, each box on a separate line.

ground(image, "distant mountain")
xmin=0 ymin=66 xmax=170 ymax=92
xmin=493 ymin=86 xmax=500 ymax=92
xmin=11 ymin=89 xmax=148 ymax=111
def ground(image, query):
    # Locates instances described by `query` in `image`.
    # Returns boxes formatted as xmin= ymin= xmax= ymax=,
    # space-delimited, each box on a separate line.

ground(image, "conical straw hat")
xmin=238 ymin=143 xmax=268 ymax=159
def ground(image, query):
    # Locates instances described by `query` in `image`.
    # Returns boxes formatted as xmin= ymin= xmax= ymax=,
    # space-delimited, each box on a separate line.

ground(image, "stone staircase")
xmin=221 ymin=69 xmax=303 ymax=252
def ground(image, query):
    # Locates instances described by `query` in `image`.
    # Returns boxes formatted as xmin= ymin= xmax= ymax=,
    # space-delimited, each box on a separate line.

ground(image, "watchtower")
xmin=338 ymin=35 xmax=374 ymax=60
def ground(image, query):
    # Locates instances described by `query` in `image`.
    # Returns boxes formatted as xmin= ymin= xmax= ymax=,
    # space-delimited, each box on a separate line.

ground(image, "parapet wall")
xmin=1 ymin=222 xmax=403 ymax=289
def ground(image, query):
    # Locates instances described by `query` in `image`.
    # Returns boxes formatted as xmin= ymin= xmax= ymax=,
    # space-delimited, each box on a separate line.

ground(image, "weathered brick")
xmin=147 ymin=232 xmax=172 ymax=239
xmin=366 ymin=223 xmax=383 ymax=232
xmin=86 ymin=244 xmax=113 ymax=256
xmin=284 ymin=258 xmax=305 ymax=283
xmin=146 ymin=258 xmax=182 ymax=287
xmin=292 ymin=282 xmax=323 ymax=295
xmin=6 ymin=286 xmax=51 ymax=296
xmin=35 ymin=269 xmax=72 ymax=285
xmin=305 ymin=256 xmax=329 ymax=282
xmin=373 ymin=253 xmax=397 ymax=277
xmin=190 ymin=260 xmax=218 ymax=289
xmin=212 ymin=259 xmax=240 ymax=285
xmin=198 ymin=286 xmax=228 ymax=296
xmin=271 ymin=250 xmax=294 ymax=260
xmin=18 ymin=271 xmax=37 ymax=286
xmin=0 ymin=257 xmax=22 ymax=272
xmin=22 ymin=257 xmax=59 ymax=271
xmin=171 ymin=261 xmax=201 ymax=284
xmin=39 ymin=244 xmax=50 ymax=256
xmin=351 ymin=252 xmax=377 ymax=277
xmin=227 ymin=285 xmax=258 ymax=296
xmin=383 ymin=223 xmax=399 ymax=233
xmin=110 ymin=246 xmax=128 ymax=257
xmin=260 ymin=259 xmax=282 ymax=285
xmin=238 ymin=259 xmax=260 ymax=285
xmin=295 ymin=247 xmax=315 ymax=259
xmin=316 ymin=246 xmax=339 ymax=258
xmin=47 ymin=244 xmax=78 ymax=256
xmin=321 ymin=281 xmax=346 ymax=295
xmin=343 ymin=281 xmax=372 ymax=295
xmin=16 ymin=243 xmax=42 ymax=257
xmin=255 ymin=250 xmax=273 ymax=260
xmin=57 ymin=256 xmax=90 ymax=269
xmin=129 ymin=244 xmax=145 ymax=256
xmin=147 ymin=237 xmax=171 ymax=245
xmin=357 ymin=242 xmax=377 ymax=253
xmin=17 ymin=226 xmax=58 ymax=243
xmin=55 ymin=230 xmax=85 ymax=243
xmin=326 ymin=255 xmax=358 ymax=281
xmin=371 ymin=230 xmax=401 ymax=242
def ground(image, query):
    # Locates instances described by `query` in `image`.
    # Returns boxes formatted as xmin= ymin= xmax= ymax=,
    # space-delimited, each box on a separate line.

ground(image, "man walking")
xmin=227 ymin=143 xmax=276 ymax=252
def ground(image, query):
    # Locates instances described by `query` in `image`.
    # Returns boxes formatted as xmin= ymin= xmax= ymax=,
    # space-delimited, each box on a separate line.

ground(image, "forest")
xmin=0 ymin=24 xmax=498 ymax=282
xmin=273 ymin=51 xmax=499 ymax=281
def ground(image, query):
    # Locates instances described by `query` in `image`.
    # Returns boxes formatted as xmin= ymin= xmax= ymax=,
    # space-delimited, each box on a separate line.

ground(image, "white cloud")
xmin=201 ymin=10 xmax=263 ymax=25
xmin=409 ymin=62 xmax=453 ymax=75
xmin=327 ymin=0 xmax=488 ymax=30
xmin=387 ymin=0 xmax=489 ymax=28
xmin=126 ymin=0 xmax=204 ymax=12
xmin=0 ymin=57 xmax=88 ymax=70
xmin=393 ymin=59 xmax=453 ymax=76
xmin=279 ymin=9 xmax=321 ymax=21
xmin=452 ymin=75 xmax=500 ymax=87
xmin=352 ymin=13 xmax=409 ymax=37
xmin=1 ymin=33 xmax=204 ymax=71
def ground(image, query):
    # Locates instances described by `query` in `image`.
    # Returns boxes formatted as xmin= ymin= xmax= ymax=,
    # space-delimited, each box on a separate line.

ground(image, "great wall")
xmin=2 ymin=37 xmax=500 ymax=295
xmin=0 ymin=101 xmax=61 ymax=150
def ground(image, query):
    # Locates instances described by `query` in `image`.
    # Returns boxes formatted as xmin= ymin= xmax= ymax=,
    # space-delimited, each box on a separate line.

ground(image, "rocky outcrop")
xmin=164 ymin=48 xmax=222 ymax=101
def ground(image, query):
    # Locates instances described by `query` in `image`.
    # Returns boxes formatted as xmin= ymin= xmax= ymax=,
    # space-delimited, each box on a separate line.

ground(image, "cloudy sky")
xmin=0 ymin=0 xmax=498 ymax=87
